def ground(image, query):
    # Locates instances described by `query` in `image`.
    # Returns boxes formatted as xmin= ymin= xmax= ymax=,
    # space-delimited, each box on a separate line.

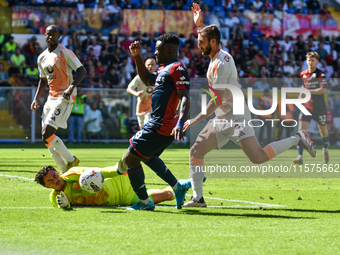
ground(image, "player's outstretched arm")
xmin=129 ymin=41 xmax=151 ymax=86
xmin=184 ymin=90 xmax=224 ymax=131
xmin=192 ymin=3 xmax=205 ymax=29
xmin=31 ymin=78 xmax=48 ymax=113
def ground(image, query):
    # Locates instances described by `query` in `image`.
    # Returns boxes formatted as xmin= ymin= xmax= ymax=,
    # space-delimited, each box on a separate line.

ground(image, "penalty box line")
xmin=0 ymin=174 xmax=286 ymax=208
xmin=0 ymin=174 xmax=34 ymax=181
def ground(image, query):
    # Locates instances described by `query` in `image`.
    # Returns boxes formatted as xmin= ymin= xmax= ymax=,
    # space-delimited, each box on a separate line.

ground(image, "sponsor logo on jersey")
xmin=176 ymin=81 xmax=190 ymax=85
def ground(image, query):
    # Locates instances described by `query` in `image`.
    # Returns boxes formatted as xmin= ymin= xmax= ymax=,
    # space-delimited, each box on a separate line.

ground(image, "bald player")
xmin=127 ymin=58 xmax=157 ymax=129
xmin=31 ymin=25 xmax=87 ymax=173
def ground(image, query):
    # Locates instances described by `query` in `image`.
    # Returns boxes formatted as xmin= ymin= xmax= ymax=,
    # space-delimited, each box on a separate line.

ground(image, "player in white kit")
xmin=182 ymin=4 xmax=317 ymax=207
xmin=126 ymin=58 xmax=157 ymax=129
xmin=31 ymin=25 xmax=87 ymax=173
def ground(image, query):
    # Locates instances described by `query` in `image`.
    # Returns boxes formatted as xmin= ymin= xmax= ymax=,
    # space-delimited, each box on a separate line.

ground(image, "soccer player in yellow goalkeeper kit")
xmin=34 ymin=160 xmax=181 ymax=209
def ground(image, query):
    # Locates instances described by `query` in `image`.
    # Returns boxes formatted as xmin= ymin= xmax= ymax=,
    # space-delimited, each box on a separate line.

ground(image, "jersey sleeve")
xmin=318 ymin=71 xmax=327 ymax=88
xmin=100 ymin=166 xmax=122 ymax=178
xmin=215 ymin=56 xmax=238 ymax=89
xmin=37 ymin=55 xmax=47 ymax=78
xmin=148 ymin=72 xmax=157 ymax=86
xmin=50 ymin=190 xmax=58 ymax=208
xmin=127 ymin=75 xmax=141 ymax=90
xmin=63 ymin=48 xmax=83 ymax=71
xmin=169 ymin=63 xmax=190 ymax=91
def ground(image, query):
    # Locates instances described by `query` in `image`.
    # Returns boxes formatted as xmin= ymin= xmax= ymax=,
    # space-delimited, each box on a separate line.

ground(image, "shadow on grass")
xmin=223 ymin=207 xmax=340 ymax=214
xmin=153 ymin=209 xmax=314 ymax=219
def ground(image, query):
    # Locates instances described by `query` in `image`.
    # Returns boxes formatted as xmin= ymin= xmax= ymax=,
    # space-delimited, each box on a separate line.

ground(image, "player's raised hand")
xmin=57 ymin=191 xmax=70 ymax=209
xmin=31 ymin=99 xmax=39 ymax=113
xmin=129 ymin=41 xmax=141 ymax=57
xmin=191 ymin=3 xmax=204 ymax=29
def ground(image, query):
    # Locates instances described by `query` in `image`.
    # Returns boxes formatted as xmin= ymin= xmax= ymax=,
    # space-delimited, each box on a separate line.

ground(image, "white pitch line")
xmin=0 ymin=207 xmax=53 ymax=209
xmin=186 ymin=194 xmax=285 ymax=207
xmin=0 ymin=174 xmax=285 ymax=208
xmin=0 ymin=174 xmax=34 ymax=181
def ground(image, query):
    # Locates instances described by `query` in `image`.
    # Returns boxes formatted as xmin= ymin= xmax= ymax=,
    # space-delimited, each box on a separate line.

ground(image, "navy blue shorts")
xmin=129 ymin=126 xmax=174 ymax=159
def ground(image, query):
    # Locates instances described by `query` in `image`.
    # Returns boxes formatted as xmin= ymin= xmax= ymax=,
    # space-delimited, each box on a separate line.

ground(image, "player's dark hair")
xmin=157 ymin=33 xmax=180 ymax=47
xmin=34 ymin=165 xmax=56 ymax=186
xmin=198 ymin=25 xmax=221 ymax=45
xmin=46 ymin=25 xmax=60 ymax=34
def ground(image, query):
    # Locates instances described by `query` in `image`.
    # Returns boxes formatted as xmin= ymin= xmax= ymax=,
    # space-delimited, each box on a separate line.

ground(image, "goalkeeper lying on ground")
xmin=34 ymin=160 xmax=190 ymax=209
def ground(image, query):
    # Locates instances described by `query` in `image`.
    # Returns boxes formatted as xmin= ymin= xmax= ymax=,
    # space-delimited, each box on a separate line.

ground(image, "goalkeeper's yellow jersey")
xmin=50 ymin=166 xmax=135 ymax=207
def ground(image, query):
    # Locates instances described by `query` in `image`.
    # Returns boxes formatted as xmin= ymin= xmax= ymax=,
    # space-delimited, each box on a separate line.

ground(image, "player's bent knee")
xmin=249 ymin=153 xmax=268 ymax=164
xmin=190 ymin=142 xmax=205 ymax=158
xmin=124 ymin=153 xmax=142 ymax=168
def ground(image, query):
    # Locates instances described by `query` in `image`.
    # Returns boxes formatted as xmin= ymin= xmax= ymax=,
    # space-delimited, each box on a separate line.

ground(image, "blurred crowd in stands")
xmin=1 ymin=0 xmax=340 ymax=91
xmin=1 ymin=0 xmax=340 ymax=143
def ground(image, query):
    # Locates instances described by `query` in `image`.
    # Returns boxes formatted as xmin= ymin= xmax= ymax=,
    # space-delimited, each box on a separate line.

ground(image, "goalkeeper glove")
xmin=57 ymin=191 xmax=71 ymax=209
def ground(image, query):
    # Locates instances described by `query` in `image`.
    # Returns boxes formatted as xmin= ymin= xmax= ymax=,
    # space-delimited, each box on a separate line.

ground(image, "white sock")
xmin=172 ymin=182 xmax=178 ymax=191
xmin=267 ymin=135 xmax=299 ymax=156
xmin=48 ymin=146 xmax=66 ymax=173
xmin=190 ymin=165 xmax=204 ymax=200
xmin=49 ymin=135 xmax=75 ymax=163
xmin=140 ymin=197 xmax=151 ymax=205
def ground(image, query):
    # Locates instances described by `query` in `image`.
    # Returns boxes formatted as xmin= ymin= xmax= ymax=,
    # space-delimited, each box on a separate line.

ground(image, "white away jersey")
xmin=207 ymin=49 xmax=240 ymax=118
xmin=37 ymin=45 xmax=83 ymax=99
xmin=127 ymin=74 xmax=153 ymax=115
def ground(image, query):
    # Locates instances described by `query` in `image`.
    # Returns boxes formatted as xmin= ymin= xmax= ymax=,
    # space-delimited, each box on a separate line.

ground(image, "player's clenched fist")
xmin=31 ymin=99 xmax=39 ymax=113
xmin=129 ymin=41 xmax=141 ymax=57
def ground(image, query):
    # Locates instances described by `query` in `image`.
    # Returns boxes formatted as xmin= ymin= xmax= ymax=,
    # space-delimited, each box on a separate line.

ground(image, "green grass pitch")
xmin=0 ymin=143 xmax=340 ymax=255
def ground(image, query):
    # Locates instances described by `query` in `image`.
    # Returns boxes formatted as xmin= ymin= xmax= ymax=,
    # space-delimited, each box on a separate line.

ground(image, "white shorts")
xmin=42 ymin=97 xmax=74 ymax=129
xmin=137 ymin=111 xmax=151 ymax=128
xmin=214 ymin=105 xmax=255 ymax=149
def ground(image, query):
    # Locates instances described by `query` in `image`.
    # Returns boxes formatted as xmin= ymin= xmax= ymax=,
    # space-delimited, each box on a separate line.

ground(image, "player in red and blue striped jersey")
xmin=293 ymin=52 xmax=329 ymax=164
xmin=123 ymin=33 xmax=191 ymax=211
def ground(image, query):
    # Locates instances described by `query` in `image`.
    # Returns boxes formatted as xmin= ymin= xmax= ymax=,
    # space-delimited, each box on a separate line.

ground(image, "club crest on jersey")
xmin=176 ymin=66 xmax=185 ymax=71
xmin=312 ymin=73 xmax=316 ymax=78
xmin=146 ymin=87 xmax=154 ymax=93
xmin=46 ymin=65 xmax=54 ymax=74
xmin=224 ymin=55 xmax=230 ymax=62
